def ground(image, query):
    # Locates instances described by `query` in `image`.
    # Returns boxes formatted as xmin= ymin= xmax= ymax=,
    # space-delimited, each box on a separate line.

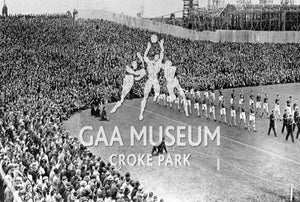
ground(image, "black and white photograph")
xmin=0 ymin=0 xmax=300 ymax=201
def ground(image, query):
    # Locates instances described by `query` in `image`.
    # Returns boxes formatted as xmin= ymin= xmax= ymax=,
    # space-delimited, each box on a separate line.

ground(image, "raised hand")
xmin=137 ymin=52 xmax=145 ymax=67
xmin=147 ymin=42 xmax=151 ymax=49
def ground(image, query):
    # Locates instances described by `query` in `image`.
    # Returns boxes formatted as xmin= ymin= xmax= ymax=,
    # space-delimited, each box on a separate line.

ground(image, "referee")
xmin=286 ymin=114 xmax=294 ymax=143
xmin=282 ymin=109 xmax=288 ymax=134
xmin=267 ymin=110 xmax=277 ymax=137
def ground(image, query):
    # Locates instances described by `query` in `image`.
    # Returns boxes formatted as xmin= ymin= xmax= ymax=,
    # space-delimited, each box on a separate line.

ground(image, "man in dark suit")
xmin=282 ymin=109 xmax=288 ymax=134
xmin=268 ymin=110 xmax=277 ymax=137
xmin=295 ymin=108 xmax=300 ymax=139
xmin=100 ymin=107 xmax=109 ymax=121
xmin=286 ymin=114 xmax=294 ymax=143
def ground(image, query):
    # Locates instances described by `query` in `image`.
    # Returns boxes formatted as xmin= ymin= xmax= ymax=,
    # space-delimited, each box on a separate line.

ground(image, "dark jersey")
xmin=250 ymin=107 xmax=255 ymax=114
xmin=287 ymin=100 xmax=291 ymax=107
xmin=231 ymin=102 xmax=235 ymax=110
xmin=203 ymin=96 xmax=207 ymax=104
xmin=264 ymin=97 xmax=268 ymax=103
xmin=256 ymin=95 xmax=261 ymax=102
xmin=294 ymin=111 xmax=299 ymax=122
xmin=269 ymin=114 xmax=275 ymax=125
xmin=283 ymin=112 xmax=288 ymax=123
xmin=293 ymin=103 xmax=298 ymax=110
xmin=231 ymin=93 xmax=235 ymax=99
xmin=221 ymin=100 xmax=225 ymax=109
xmin=275 ymin=98 xmax=280 ymax=105
xmin=241 ymin=105 xmax=245 ymax=112
xmin=195 ymin=95 xmax=201 ymax=104
xmin=211 ymin=100 xmax=215 ymax=106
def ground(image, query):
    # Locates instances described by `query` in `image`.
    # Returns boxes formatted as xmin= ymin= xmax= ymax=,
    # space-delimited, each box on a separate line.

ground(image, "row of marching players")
xmin=156 ymin=88 xmax=300 ymax=142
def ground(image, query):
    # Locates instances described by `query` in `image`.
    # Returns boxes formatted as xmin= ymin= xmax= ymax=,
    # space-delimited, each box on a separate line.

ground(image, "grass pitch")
xmin=64 ymin=83 xmax=300 ymax=202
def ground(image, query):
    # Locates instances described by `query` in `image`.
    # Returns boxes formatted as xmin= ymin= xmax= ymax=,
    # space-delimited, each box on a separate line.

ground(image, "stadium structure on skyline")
xmin=151 ymin=0 xmax=300 ymax=31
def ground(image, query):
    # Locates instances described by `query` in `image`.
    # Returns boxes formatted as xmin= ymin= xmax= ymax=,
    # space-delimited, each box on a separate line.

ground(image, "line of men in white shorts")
xmin=156 ymin=88 xmax=299 ymax=133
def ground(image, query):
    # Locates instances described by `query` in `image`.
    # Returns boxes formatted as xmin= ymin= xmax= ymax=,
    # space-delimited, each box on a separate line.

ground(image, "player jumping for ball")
xmin=139 ymin=38 xmax=164 ymax=120
xmin=111 ymin=54 xmax=146 ymax=114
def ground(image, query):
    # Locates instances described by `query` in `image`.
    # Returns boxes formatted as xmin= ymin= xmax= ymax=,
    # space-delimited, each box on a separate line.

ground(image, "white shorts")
xmin=194 ymin=103 xmax=199 ymax=110
xmin=239 ymin=99 xmax=243 ymax=105
xmin=263 ymin=103 xmax=268 ymax=111
xmin=210 ymin=106 xmax=215 ymax=113
xmin=220 ymin=108 xmax=226 ymax=115
xmin=286 ymin=106 xmax=292 ymax=115
xmin=240 ymin=112 xmax=246 ymax=122
xmin=230 ymin=109 xmax=236 ymax=117
xmin=256 ymin=102 xmax=261 ymax=109
xmin=187 ymin=100 xmax=191 ymax=106
xmin=175 ymin=98 xmax=179 ymax=104
xmin=274 ymin=104 xmax=280 ymax=112
xmin=202 ymin=104 xmax=207 ymax=110
xmin=249 ymin=114 xmax=255 ymax=122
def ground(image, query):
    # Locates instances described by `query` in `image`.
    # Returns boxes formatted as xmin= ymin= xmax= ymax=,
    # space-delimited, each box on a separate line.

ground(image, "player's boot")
xmin=110 ymin=107 xmax=117 ymax=114
xmin=111 ymin=102 xmax=121 ymax=114
xmin=139 ymin=113 xmax=144 ymax=121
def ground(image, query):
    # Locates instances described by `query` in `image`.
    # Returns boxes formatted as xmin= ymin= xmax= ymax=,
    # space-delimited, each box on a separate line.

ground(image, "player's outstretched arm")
xmin=134 ymin=69 xmax=147 ymax=81
xmin=158 ymin=39 xmax=164 ymax=61
xmin=137 ymin=52 xmax=144 ymax=67
xmin=126 ymin=65 xmax=138 ymax=75
xmin=143 ymin=42 xmax=151 ymax=63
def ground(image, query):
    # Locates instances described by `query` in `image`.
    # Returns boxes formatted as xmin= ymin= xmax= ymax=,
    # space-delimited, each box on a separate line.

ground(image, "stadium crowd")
xmin=0 ymin=14 xmax=300 ymax=202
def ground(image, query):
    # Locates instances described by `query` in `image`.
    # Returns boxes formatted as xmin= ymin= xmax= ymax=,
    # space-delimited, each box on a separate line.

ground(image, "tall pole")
xmin=140 ymin=0 xmax=144 ymax=17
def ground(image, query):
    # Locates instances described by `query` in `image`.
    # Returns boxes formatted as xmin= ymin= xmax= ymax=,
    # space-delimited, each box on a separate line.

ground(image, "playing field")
xmin=64 ymin=83 xmax=300 ymax=202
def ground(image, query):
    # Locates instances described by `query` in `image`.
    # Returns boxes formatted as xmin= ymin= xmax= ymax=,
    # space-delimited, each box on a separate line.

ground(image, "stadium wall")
xmin=77 ymin=9 xmax=300 ymax=43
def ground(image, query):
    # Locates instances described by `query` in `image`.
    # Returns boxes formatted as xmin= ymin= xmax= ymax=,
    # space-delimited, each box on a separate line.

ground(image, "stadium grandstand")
xmin=151 ymin=0 xmax=300 ymax=31
xmin=0 ymin=1 xmax=300 ymax=202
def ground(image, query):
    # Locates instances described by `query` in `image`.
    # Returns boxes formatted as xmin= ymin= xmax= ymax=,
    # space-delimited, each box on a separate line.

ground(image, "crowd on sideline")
xmin=0 ymin=14 xmax=300 ymax=201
